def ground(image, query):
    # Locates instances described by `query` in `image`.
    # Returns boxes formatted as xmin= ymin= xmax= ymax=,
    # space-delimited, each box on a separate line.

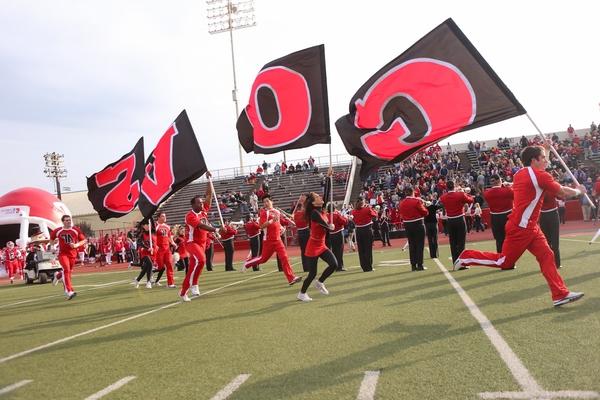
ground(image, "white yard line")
xmin=209 ymin=374 xmax=251 ymax=400
xmin=356 ymin=370 xmax=380 ymax=400
xmin=0 ymin=380 xmax=33 ymax=396
xmin=560 ymin=238 xmax=596 ymax=244
xmin=84 ymin=376 xmax=136 ymax=400
xmin=0 ymin=268 xmax=280 ymax=364
xmin=433 ymin=258 xmax=599 ymax=399
xmin=479 ymin=390 xmax=600 ymax=399
xmin=0 ymin=280 xmax=131 ymax=309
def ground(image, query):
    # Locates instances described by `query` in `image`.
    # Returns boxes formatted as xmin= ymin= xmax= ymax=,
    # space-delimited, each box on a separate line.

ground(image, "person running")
xmin=154 ymin=213 xmax=177 ymax=287
xmin=454 ymin=145 xmax=584 ymax=307
xmin=297 ymin=192 xmax=339 ymax=302
xmin=243 ymin=195 xmax=302 ymax=286
xmin=352 ymin=199 xmax=377 ymax=272
xmin=3 ymin=241 xmax=22 ymax=285
xmin=49 ymin=215 xmax=86 ymax=299
xmin=134 ymin=219 xmax=156 ymax=289
xmin=244 ymin=214 xmax=261 ymax=271
xmin=293 ymin=194 xmax=310 ymax=272
xmin=180 ymin=177 xmax=217 ymax=302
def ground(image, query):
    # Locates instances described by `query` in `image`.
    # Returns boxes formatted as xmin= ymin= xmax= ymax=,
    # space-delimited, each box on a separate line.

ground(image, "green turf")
xmin=0 ymin=236 xmax=598 ymax=399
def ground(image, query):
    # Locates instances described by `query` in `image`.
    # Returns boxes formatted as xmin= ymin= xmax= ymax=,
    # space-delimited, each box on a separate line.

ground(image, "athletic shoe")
xmin=240 ymin=266 xmax=248 ymax=273
xmin=154 ymin=281 xmax=162 ymax=287
xmin=67 ymin=292 xmax=77 ymax=300
xmin=452 ymin=259 xmax=463 ymax=271
xmin=190 ymin=285 xmax=200 ymax=297
xmin=289 ymin=276 xmax=302 ymax=286
xmin=418 ymin=265 xmax=427 ymax=271
xmin=10 ymin=278 xmax=14 ymax=284
xmin=145 ymin=281 xmax=152 ymax=289
xmin=135 ymin=281 xmax=140 ymax=289
xmin=167 ymin=284 xmax=176 ymax=288
xmin=314 ymin=280 xmax=329 ymax=295
xmin=553 ymin=292 xmax=584 ymax=307
xmin=180 ymin=294 xmax=191 ymax=302
xmin=297 ymin=292 xmax=312 ymax=302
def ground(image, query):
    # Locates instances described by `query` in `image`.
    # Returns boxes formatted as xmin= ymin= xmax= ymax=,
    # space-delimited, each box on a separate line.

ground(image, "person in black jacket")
xmin=424 ymin=194 xmax=441 ymax=258
xmin=379 ymin=208 xmax=392 ymax=247
xmin=134 ymin=219 xmax=155 ymax=289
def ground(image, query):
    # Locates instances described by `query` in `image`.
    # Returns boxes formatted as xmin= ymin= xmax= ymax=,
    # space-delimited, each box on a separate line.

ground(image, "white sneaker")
xmin=297 ymin=292 xmax=312 ymax=302
xmin=240 ymin=265 xmax=249 ymax=273
xmin=52 ymin=272 xmax=62 ymax=286
xmin=314 ymin=280 xmax=329 ymax=295
xmin=135 ymin=281 xmax=140 ymax=289
xmin=190 ymin=285 xmax=200 ymax=297
xmin=180 ymin=294 xmax=191 ymax=302
xmin=553 ymin=291 xmax=584 ymax=307
xmin=167 ymin=284 xmax=176 ymax=288
xmin=154 ymin=281 xmax=162 ymax=287
xmin=145 ymin=281 xmax=152 ymax=289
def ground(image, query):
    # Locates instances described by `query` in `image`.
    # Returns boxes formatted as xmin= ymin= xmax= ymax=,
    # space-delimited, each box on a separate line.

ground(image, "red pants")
xmin=156 ymin=249 xmax=174 ymax=285
xmin=6 ymin=261 xmax=18 ymax=279
xmin=244 ymin=239 xmax=296 ymax=283
xmin=457 ymin=222 xmax=569 ymax=301
xmin=58 ymin=255 xmax=76 ymax=293
xmin=180 ymin=243 xmax=205 ymax=296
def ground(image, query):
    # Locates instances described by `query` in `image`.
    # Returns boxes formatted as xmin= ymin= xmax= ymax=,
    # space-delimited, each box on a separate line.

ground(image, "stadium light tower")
xmin=43 ymin=152 xmax=67 ymax=200
xmin=207 ymin=0 xmax=256 ymax=174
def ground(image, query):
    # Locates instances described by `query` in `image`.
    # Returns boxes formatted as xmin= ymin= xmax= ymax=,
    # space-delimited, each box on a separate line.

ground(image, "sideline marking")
xmin=356 ymin=370 xmax=380 ymax=400
xmin=0 ymin=380 xmax=33 ymax=395
xmin=84 ymin=376 xmax=136 ymax=400
xmin=0 ymin=267 xmax=283 ymax=364
xmin=433 ymin=258 xmax=598 ymax=400
xmin=210 ymin=374 xmax=251 ymax=400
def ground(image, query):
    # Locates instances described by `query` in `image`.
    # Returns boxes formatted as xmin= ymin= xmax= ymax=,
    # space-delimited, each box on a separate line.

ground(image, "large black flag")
xmin=138 ymin=110 xmax=207 ymax=218
xmin=237 ymin=44 xmax=330 ymax=154
xmin=336 ymin=18 xmax=526 ymax=179
xmin=87 ymin=137 xmax=145 ymax=221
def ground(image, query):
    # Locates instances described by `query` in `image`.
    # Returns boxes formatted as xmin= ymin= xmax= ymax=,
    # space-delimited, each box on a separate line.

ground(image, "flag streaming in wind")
xmin=138 ymin=110 xmax=207 ymax=218
xmin=335 ymin=18 xmax=526 ymax=179
xmin=87 ymin=137 xmax=145 ymax=221
xmin=237 ymin=44 xmax=331 ymax=154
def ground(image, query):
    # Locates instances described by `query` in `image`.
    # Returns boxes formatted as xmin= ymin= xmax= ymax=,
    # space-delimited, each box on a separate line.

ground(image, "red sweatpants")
xmin=457 ymin=222 xmax=569 ymax=301
xmin=244 ymin=239 xmax=296 ymax=283
xmin=180 ymin=243 xmax=205 ymax=296
xmin=156 ymin=249 xmax=174 ymax=285
xmin=6 ymin=261 xmax=18 ymax=279
xmin=58 ymin=255 xmax=76 ymax=293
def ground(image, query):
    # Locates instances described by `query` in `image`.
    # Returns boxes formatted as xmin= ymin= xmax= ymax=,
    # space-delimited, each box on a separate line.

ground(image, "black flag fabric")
xmin=138 ymin=110 xmax=207 ymax=218
xmin=335 ymin=18 xmax=526 ymax=179
xmin=87 ymin=137 xmax=145 ymax=221
xmin=237 ymin=44 xmax=330 ymax=154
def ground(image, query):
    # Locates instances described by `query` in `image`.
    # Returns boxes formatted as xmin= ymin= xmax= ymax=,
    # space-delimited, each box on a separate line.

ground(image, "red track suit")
xmin=180 ymin=204 xmax=210 ymax=296
xmin=456 ymin=166 xmax=570 ymax=301
xmin=155 ymin=223 xmax=174 ymax=285
xmin=244 ymin=208 xmax=299 ymax=283
xmin=3 ymin=248 xmax=21 ymax=280
xmin=50 ymin=227 xmax=85 ymax=294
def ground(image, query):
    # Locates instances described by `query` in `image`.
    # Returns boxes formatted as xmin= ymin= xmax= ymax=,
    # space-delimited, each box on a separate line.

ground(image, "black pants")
xmin=380 ymin=223 xmax=391 ymax=246
xmin=297 ymin=229 xmax=310 ymax=272
xmin=474 ymin=215 xmax=485 ymax=232
xmin=356 ymin=225 xmax=374 ymax=272
xmin=327 ymin=231 xmax=345 ymax=270
xmin=490 ymin=212 xmax=510 ymax=253
xmin=117 ymin=251 xmax=125 ymax=263
xmin=300 ymin=249 xmax=338 ymax=293
xmin=405 ymin=220 xmax=425 ymax=270
xmin=178 ymin=257 xmax=189 ymax=273
xmin=558 ymin=207 xmax=566 ymax=224
xmin=540 ymin=209 xmax=561 ymax=268
xmin=425 ymin=222 xmax=438 ymax=258
xmin=223 ymin=240 xmax=235 ymax=271
xmin=136 ymin=256 xmax=153 ymax=282
xmin=465 ymin=216 xmax=473 ymax=233
xmin=205 ymin=243 xmax=214 ymax=271
xmin=249 ymin=236 xmax=261 ymax=271
xmin=447 ymin=216 xmax=467 ymax=264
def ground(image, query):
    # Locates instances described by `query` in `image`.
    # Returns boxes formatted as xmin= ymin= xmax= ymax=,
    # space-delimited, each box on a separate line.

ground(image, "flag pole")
xmin=525 ymin=114 xmax=595 ymax=208
xmin=328 ymin=143 xmax=333 ymax=224
xmin=207 ymin=176 xmax=226 ymax=228
xmin=148 ymin=218 xmax=153 ymax=248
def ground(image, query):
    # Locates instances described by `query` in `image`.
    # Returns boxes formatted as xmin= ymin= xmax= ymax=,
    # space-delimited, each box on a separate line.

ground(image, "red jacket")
xmin=351 ymin=206 xmax=377 ymax=227
xmin=440 ymin=191 xmax=474 ymax=218
xmin=220 ymin=225 xmax=237 ymax=241
xmin=244 ymin=221 xmax=261 ymax=238
xmin=484 ymin=186 xmax=514 ymax=214
xmin=331 ymin=211 xmax=348 ymax=234
xmin=399 ymin=197 xmax=428 ymax=222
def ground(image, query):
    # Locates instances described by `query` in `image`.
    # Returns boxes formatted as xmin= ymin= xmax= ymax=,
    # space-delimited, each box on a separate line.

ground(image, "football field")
xmin=1 ymin=235 xmax=599 ymax=399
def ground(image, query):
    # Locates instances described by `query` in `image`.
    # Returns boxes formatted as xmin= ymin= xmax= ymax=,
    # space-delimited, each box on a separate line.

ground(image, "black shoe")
xmin=206 ymin=268 xmax=213 ymax=271
xmin=411 ymin=265 xmax=418 ymax=271
xmin=418 ymin=265 xmax=427 ymax=271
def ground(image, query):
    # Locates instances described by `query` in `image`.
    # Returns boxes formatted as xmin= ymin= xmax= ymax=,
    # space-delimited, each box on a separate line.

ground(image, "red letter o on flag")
xmin=354 ymin=58 xmax=476 ymax=160
xmin=245 ymin=66 xmax=312 ymax=149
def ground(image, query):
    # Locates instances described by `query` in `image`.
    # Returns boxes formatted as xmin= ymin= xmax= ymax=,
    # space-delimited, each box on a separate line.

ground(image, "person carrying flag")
xmin=49 ymin=215 xmax=86 ymax=299
xmin=243 ymin=195 xmax=302 ymax=286
xmin=454 ymin=145 xmax=584 ymax=307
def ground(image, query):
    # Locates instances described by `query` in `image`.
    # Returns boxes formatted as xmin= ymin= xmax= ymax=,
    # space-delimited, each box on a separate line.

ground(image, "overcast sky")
xmin=1 ymin=0 xmax=598 ymax=195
